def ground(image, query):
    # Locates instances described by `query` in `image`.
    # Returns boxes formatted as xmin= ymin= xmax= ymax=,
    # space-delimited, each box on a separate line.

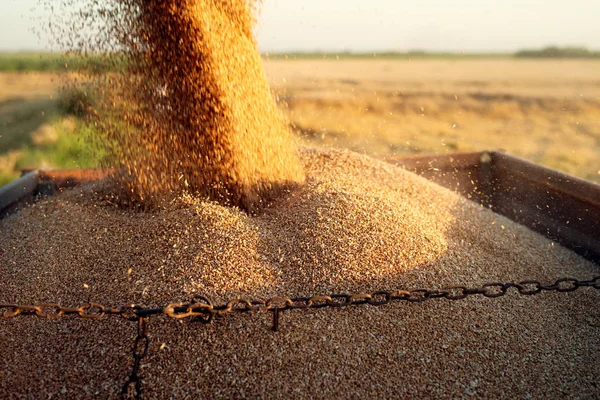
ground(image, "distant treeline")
xmin=271 ymin=47 xmax=600 ymax=60
xmin=1 ymin=47 xmax=599 ymax=71
xmin=515 ymin=46 xmax=600 ymax=58
xmin=0 ymin=53 xmax=127 ymax=72
xmin=2 ymin=51 xmax=501 ymax=70
xmin=264 ymin=51 xmax=508 ymax=61
xmin=0 ymin=53 xmax=65 ymax=71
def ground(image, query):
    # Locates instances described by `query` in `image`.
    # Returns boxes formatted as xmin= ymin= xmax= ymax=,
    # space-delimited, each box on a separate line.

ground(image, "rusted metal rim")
xmin=0 ymin=171 xmax=38 ymax=214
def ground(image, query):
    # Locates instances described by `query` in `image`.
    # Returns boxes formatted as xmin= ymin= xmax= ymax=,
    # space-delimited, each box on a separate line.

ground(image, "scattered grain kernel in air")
xmin=47 ymin=0 xmax=305 ymax=213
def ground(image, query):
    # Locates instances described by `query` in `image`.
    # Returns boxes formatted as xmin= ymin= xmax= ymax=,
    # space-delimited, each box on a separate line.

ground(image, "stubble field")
xmin=266 ymin=59 xmax=600 ymax=183
xmin=1 ymin=58 xmax=599 ymax=186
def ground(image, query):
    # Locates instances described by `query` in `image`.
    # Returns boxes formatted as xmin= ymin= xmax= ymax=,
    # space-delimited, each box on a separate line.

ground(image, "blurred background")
xmin=1 ymin=0 xmax=599 ymax=186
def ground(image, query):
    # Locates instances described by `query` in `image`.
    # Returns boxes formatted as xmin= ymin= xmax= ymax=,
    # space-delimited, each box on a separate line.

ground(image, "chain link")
xmin=121 ymin=317 xmax=150 ymax=400
xmin=2 ymin=276 xmax=598 ymax=329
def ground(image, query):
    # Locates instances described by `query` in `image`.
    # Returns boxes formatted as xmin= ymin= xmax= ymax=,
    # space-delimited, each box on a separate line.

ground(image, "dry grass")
xmin=1 ymin=59 xmax=600 ymax=184
xmin=0 ymin=72 xmax=58 ymax=102
xmin=0 ymin=74 xmax=97 ymax=186
xmin=265 ymin=59 xmax=600 ymax=183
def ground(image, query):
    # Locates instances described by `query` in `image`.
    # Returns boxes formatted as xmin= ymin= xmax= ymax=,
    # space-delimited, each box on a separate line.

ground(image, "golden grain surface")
xmin=1 ymin=148 xmax=598 ymax=398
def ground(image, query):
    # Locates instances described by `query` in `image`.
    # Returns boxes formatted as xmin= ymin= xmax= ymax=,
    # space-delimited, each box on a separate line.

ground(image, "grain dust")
xmin=47 ymin=0 xmax=304 ymax=211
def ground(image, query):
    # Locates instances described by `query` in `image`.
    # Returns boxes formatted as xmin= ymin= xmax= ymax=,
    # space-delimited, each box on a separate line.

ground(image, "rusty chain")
xmin=1 ymin=276 xmax=598 ymax=399
xmin=1 ymin=276 xmax=598 ymax=329
xmin=121 ymin=317 xmax=149 ymax=400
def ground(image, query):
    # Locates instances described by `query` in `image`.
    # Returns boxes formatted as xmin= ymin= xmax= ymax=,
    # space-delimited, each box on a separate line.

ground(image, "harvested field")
xmin=1 ymin=148 xmax=598 ymax=398
xmin=266 ymin=59 xmax=600 ymax=184
xmin=2 ymin=58 xmax=600 ymax=185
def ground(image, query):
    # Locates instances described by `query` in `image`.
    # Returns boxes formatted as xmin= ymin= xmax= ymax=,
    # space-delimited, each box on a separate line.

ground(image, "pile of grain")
xmin=1 ymin=148 xmax=598 ymax=398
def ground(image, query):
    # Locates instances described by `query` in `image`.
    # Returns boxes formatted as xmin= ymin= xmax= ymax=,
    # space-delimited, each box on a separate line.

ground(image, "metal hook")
xmin=271 ymin=307 xmax=281 ymax=332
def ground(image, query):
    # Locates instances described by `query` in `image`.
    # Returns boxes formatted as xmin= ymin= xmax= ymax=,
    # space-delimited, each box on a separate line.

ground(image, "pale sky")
xmin=1 ymin=0 xmax=599 ymax=53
